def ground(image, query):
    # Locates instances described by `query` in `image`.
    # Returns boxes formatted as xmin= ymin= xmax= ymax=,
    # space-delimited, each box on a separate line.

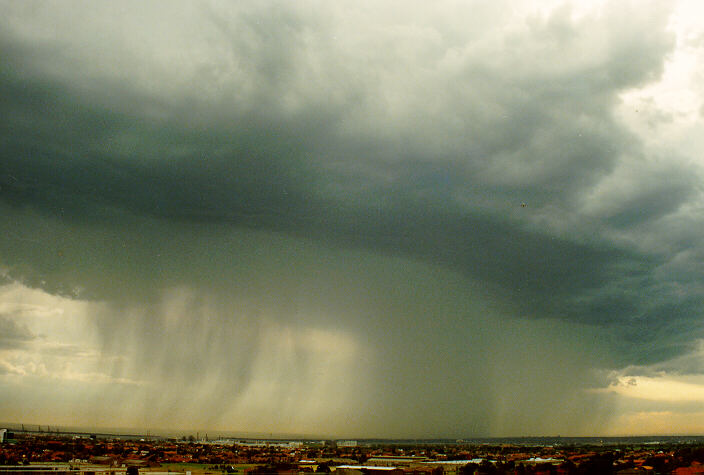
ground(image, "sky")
xmin=1 ymin=0 xmax=704 ymax=438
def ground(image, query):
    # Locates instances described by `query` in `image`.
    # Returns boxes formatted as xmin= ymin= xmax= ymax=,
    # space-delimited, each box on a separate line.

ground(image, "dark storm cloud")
xmin=0 ymin=0 xmax=701 ymax=434
xmin=1 ymin=4 xmax=687 ymax=339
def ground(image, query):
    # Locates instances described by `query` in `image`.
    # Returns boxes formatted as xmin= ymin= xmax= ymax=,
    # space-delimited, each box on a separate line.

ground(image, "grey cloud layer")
xmin=1 ymin=0 xmax=702 ymax=434
xmin=0 ymin=316 xmax=35 ymax=350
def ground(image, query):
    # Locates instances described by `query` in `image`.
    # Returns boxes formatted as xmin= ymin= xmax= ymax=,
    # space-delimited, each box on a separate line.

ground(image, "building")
xmin=366 ymin=457 xmax=429 ymax=467
xmin=337 ymin=441 xmax=359 ymax=447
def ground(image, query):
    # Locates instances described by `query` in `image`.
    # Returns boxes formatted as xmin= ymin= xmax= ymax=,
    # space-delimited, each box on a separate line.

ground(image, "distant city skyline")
xmin=2 ymin=0 xmax=704 ymax=437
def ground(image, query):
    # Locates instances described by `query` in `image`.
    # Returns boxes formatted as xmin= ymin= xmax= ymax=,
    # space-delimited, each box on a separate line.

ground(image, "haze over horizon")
xmin=7 ymin=420 xmax=704 ymax=441
xmin=2 ymin=0 xmax=704 ymax=438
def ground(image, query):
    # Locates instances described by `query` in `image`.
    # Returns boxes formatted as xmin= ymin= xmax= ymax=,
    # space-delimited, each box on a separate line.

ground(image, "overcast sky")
xmin=2 ymin=0 xmax=704 ymax=438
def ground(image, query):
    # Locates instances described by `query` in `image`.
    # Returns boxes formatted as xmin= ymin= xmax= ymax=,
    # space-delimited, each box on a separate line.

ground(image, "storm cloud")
xmin=0 ymin=316 xmax=34 ymax=350
xmin=2 ymin=0 xmax=704 ymax=436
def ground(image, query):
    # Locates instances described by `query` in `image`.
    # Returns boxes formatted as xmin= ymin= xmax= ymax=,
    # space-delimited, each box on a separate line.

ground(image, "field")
xmin=148 ymin=463 xmax=260 ymax=475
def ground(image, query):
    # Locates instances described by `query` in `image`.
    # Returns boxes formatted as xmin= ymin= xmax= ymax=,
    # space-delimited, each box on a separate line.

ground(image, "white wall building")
xmin=337 ymin=440 xmax=358 ymax=447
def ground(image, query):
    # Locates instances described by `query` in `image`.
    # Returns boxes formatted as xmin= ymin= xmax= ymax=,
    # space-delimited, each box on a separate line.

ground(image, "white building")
xmin=337 ymin=440 xmax=358 ymax=447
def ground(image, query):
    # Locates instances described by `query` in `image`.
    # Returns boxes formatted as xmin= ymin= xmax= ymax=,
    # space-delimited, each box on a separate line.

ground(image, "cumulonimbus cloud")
xmin=1 ymin=0 xmax=703 ymax=436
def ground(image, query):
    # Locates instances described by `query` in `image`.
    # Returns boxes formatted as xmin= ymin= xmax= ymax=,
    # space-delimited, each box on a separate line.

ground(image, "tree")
xmin=459 ymin=462 xmax=478 ymax=475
